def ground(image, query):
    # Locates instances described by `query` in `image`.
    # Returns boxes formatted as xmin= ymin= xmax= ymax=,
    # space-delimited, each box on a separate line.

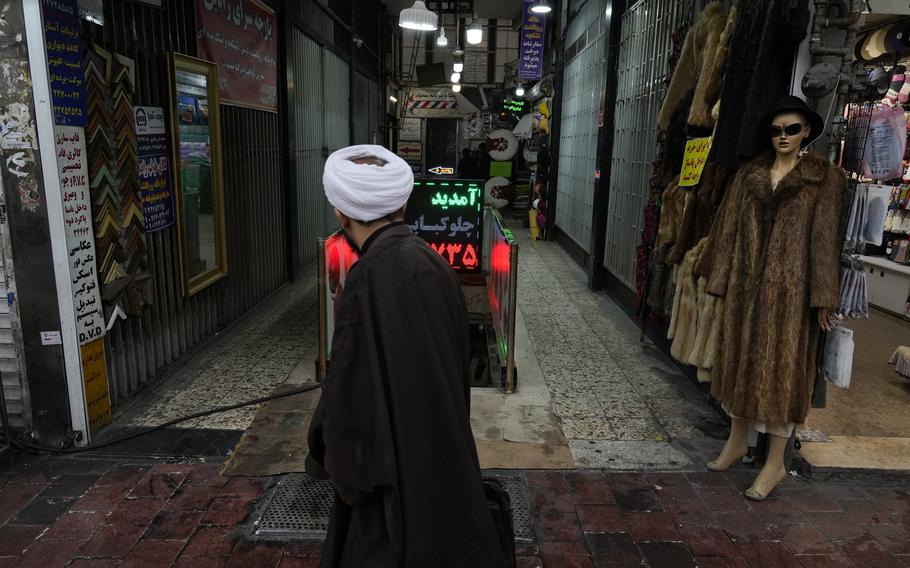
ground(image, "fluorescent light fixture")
xmin=389 ymin=95 xmax=398 ymax=103
xmin=515 ymin=85 xmax=525 ymax=97
xmin=399 ymin=1 xmax=438 ymax=31
xmin=436 ymin=26 xmax=448 ymax=46
xmin=452 ymin=83 xmax=462 ymax=92
xmin=466 ymin=21 xmax=483 ymax=44
xmin=451 ymin=72 xmax=461 ymax=83
xmin=531 ymin=2 xmax=552 ymax=13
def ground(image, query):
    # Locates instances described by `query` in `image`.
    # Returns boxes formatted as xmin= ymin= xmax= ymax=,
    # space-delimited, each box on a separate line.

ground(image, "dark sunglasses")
xmin=767 ymin=122 xmax=807 ymax=138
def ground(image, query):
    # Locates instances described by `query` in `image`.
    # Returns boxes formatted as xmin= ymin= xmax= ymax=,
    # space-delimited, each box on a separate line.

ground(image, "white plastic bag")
xmin=863 ymin=106 xmax=907 ymax=180
xmin=863 ymin=184 xmax=892 ymax=246
xmin=822 ymin=326 xmax=854 ymax=389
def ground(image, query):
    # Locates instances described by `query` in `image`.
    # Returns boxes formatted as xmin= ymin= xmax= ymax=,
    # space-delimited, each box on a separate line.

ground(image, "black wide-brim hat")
xmin=759 ymin=95 xmax=825 ymax=149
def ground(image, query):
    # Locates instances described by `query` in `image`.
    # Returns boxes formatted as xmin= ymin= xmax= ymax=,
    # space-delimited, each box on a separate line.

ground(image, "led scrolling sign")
xmin=406 ymin=180 xmax=484 ymax=272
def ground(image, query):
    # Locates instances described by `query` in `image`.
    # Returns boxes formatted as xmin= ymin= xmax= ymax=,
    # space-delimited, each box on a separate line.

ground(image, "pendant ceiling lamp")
xmin=466 ymin=20 xmax=483 ymax=44
xmin=451 ymin=72 xmax=461 ymax=83
xmin=452 ymin=83 xmax=462 ymax=92
xmin=531 ymin=2 xmax=552 ymax=13
xmin=399 ymin=1 xmax=438 ymax=31
xmin=515 ymin=84 xmax=525 ymax=97
xmin=436 ymin=26 xmax=448 ymax=46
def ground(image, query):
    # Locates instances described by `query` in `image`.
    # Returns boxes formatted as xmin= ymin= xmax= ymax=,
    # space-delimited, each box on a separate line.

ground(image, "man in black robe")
xmin=307 ymin=145 xmax=505 ymax=568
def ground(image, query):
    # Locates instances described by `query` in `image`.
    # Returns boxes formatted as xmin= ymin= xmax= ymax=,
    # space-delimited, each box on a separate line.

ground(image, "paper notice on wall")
xmin=134 ymin=106 xmax=174 ymax=231
xmin=55 ymin=125 xmax=105 ymax=345
xmin=81 ymin=338 xmax=112 ymax=431
xmin=679 ymin=136 xmax=713 ymax=187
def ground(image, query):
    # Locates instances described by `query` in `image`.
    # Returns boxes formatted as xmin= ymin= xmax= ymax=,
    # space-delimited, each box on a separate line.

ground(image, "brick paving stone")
xmin=715 ymin=512 xmax=776 ymax=543
xmin=527 ymin=471 xmax=569 ymax=492
xmin=0 ymin=524 xmax=44 ymax=556
xmin=226 ymin=540 xmax=285 ymax=568
xmin=184 ymin=464 xmax=230 ymax=488
xmin=12 ymin=495 xmax=75 ymax=525
xmin=585 ymin=532 xmax=643 ymax=568
xmin=0 ymin=481 xmax=47 ymax=512
xmin=610 ymin=486 xmax=663 ymax=513
xmin=539 ymin=542 xmax=594 ymax=568
xmin=219 ymin=477 xmax=269 ymax=499
xmin=120 ymin=538 xmax=185 ymax=567
xmin=722 ymin=471 xmax=761 ymax=493
xmin=816 ymin=484 xmax=870 ymax=502
xmin=15 ymin=537 xmax=82 ymax=568
xmin=837 ymin=533 xmax=905 ymax=568
xmin=839 ymin=498 xmax=902 ymax=525
xmin=533 ymin=487 xmax=576 ymax=514
xmin=536 ymin=511 xmax=584 ymax=542
xmin=576 ymin=505 xmax=627 ymax=533
xmin=772 ymin=524 xmax=837 ymax=555
xmin=753 ymin=499 xmax=808 ymax=526
xmin=108 ymin=498 xmax=167 ymax=526
xmin=804 ymin=512 xmax=873 ymax=541
xmin=66 ymin=559 xmax=122 ymax=568
xmin=71 ymin=485 xmax=132 ymax=514
xmin=697 ymin=487 xmax=750 ymax=514
xmin=623 ymin=512 xmax=681 ymax=542
xmin=517 ymin=556 xmax=543 ymax=568
xmin=277 ymin=558 xmax=320 ymax=568
xmin=164 ymin=483 xmax=218 ymax=512
xmin=692 ymin=556 xmax=749 ymax=567
xmin=183 ymin=526 xmax=239 ymax=557
xmin=96 ymin=466 xmax=147 ymax=488
xmin=570 ymin=479 xmax=616 ymax=506
xmin=175 ymin=555 xmax=228 ymax=568
xmin=284 ymin=541 xmax=323 ymax=557
xmin=775 ymin=488 xmax=843 ymax=513
xmin=866 ymin=487 xmax=910 ymax=513
xmin=677 ymin=526 xmax=742 ymax=559
xmin=866 ymin=523 xmax=910 ymax=555
xmin=80 ymin=524 xmax=147 ymax=558
xmin=736 ymin=541 xmax=803 ymax=568
xmin=144 ymin=510 xmax=205 ymax=540
xmin=662 ymin=497 xmax=716 ymax=527
xmin=687 ymin=472 xmax=736 ymax=490
xmin=794 ymin=553 xmax=857 ymax=568
xmin=41 ymin=510 xmax=106 ymax=542
xmin=129 ymin=468 xmax=189 ymax=499
xmin=41 ymin=475 xmax=100 ymax=498
xmin=638 ymin=541 xmax=695 ymax=567
xmin=204 ymin=497 xmax=256 ymax=526
xmin=0 ymin=557 xmax=17 ymax=568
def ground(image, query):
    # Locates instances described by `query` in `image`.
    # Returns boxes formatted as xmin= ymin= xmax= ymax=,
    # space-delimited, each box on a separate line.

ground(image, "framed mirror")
xmin=167 ymin=53 xmax=227 ymax=297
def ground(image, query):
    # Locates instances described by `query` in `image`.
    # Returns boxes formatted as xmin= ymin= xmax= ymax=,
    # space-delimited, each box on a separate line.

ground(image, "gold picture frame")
xmin=167 ymin=53 xmax=228 ymax=297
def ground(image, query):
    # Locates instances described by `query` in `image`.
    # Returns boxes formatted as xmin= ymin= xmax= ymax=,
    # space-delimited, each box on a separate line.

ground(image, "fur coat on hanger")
xmin=696 ymin=152 xmax=847 ymax=425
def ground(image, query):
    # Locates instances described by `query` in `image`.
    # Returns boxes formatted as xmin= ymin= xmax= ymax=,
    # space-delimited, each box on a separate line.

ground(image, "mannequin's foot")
xmin=745 ymin=463 xmax=787 ymax=501
xmin=706 ymin=439 xmax=748 ymax=472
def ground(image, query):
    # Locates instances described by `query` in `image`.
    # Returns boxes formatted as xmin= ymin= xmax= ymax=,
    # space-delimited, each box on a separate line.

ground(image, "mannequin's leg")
xmin=745 ymin=434 xmax=789 ymax=501
xmin=707 ymin=417 xmax=749 ymax=472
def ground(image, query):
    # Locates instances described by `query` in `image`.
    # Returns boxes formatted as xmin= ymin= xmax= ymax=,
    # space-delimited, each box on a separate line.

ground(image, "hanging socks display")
xmin=883 ymin=66 xmax=907 ymax=107
xmin=900 ymin=73 xmax=910 ymax=104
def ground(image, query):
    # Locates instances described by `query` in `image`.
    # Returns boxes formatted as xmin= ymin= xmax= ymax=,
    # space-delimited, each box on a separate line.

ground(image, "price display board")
xmin=406 ymin=179 xmax=484 ymax=273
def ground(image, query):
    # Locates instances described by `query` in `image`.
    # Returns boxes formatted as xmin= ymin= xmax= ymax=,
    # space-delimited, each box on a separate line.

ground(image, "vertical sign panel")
xmin=518 ymin=0 xmax=546 ymax=81
xmin=42 ymin=0 xmax=86 ymax=126
xmin=55 ymin=126 xmax=104 ymax=345
xmin=406 ymin=180 xmax=484 ymax=273
xmin=80 ymin=339 xmax=111 ymax=431
xmin=195 ymin=0 xmax=279 ymax=111
xmin=134 ymin=106 xmax=175 ymax=231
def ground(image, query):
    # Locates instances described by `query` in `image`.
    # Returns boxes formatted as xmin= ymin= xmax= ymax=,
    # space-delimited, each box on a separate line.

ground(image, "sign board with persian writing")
xmin=518 ymin=0 xmax=546 ymax=81
xmin=679 ymin=136 xmax=712 ymax=187
xmin=55 ymin=126 xmax=104 ymax=345
xmin=134 ymin=106 xmax=175 ymax=231
xmin=405 ymin=88 xmax=461 ymax=118
xmin=81 ymin=338 xmax=112 ymax=431
xmin=195 ymin=0 xmax=278 ymax=111
xmin=406 ymin=179 xmax=484 ymax=273
xmin=400 ymin=117 xmax=422 ymax=141
xmin=43 ymin=0 xmax=87 ymax=126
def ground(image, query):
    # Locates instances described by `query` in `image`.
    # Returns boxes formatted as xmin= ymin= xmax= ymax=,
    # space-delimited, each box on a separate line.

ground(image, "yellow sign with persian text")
xmin=679 ymin=136 xmax=713 ymax=187
xmin=80 ymin=339 xmax=112 ymax=431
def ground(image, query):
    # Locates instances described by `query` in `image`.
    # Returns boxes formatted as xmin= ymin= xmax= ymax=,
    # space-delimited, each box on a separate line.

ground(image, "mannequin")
xmin=696 ymin=96 xmax=846 ymax=501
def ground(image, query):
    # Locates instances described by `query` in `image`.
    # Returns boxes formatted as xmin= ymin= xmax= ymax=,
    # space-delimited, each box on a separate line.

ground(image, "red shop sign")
xmin=195 ymin=0 xmax=279 ymax=112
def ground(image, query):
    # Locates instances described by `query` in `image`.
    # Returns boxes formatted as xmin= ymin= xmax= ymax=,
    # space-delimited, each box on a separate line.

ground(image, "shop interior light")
xmin=389 ymin=95 xmax=398 ymax=103
xmin=451 ymin=72 xmax=461 ymax=83
xmin=531 ymin=2 xmax=552 ymax=13
xmin=399 ymin=1 xmax=438 ymax=31
xmin=436 ymin=26 xmax=448 ymax=46
xmin=452 ymin=83 xmax=462 ymax=92
xmin=515 ymin=85 xmax=525 ymax=97
xmin=453 ymin=54 xmax=464 ymax=73
xmin=466 ymin=21 xmax=483 ymax=44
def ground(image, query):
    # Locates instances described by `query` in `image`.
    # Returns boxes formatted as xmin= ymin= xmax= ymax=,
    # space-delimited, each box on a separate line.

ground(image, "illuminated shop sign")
xmin=407 ymin=179 xmax=484 ymax=272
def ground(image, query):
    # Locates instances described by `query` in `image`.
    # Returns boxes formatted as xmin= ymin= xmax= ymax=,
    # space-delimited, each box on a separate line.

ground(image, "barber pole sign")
xmin=405 ymin=89 xmax=461 ymax=117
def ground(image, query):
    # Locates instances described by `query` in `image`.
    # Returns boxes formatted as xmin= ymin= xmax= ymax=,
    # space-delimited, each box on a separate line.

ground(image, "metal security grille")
xmin=0 ymin=206 xmax=27 ymax=429
xmin=252 ymin=474 xmax=534 ymax=544
xmin=603 ymin=0 xmax=690 ymax=288
xmin=555 ymin=0 xmax=607 ymax=253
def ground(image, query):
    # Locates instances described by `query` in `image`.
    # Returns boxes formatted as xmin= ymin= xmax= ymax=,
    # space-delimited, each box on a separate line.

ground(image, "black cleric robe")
xmin=307 ymin=222 xmax=505 ymax=568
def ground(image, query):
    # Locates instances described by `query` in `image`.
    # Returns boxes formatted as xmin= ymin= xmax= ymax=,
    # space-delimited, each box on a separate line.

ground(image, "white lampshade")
xmin=453 ymin=61 xmax=464 ymax=73
xmin=399 ymin=1 xmax=438 ymax=31
xmin=515 ymin=85 xmax=525 ymax=97
xmin=466 ymin=21 xmax=483 ymax=44
xmin=452 ymin=83 xmax=462 ymax=92
xmin=531 ymin=2 xmax=552 ymax=13
xmin=436 ymin=26 xmax=448 ymax=46
xmin=451 ymin=72 xmax=461 ymax=83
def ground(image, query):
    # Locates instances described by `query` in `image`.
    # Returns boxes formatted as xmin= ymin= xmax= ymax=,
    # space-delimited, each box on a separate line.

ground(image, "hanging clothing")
xmin=710 ymin=0 xmax=811 ymax=167
xmin=306 ymin=224 xmax=505 ymax=568
xmin=696 ymin=152 xmax=848 ymax=425
xmin=658 ymin=3 xmax=729 ymax=130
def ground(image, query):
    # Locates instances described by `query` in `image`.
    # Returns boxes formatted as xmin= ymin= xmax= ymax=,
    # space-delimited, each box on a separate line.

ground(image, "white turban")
xmin=323 ymin=145 xmax=414 ymax=222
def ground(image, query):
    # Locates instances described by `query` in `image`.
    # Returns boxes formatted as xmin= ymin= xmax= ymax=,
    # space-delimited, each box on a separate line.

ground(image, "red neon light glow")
xmin=427 ymin=242 xmax=479 ymax=270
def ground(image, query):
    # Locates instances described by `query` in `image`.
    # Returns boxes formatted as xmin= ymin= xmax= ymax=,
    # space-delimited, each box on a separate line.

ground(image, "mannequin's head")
xmin=767 ymin=111 xmax=811 ymax=158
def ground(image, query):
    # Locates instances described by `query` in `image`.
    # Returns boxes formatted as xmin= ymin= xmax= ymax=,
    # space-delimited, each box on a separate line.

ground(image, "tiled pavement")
xmin=1 ymin=457 xmax=908 ymax=567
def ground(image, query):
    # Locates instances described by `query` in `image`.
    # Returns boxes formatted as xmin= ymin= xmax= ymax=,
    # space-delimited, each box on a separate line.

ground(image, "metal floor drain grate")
xmin=252 ymin=473 xmax=534 ymax=544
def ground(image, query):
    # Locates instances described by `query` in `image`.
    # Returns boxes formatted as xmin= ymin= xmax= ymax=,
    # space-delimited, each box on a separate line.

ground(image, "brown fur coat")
xmin=657 ymin=3 xmax=729 ymax=130
xmin=696 ymin=152 xmax=847 ymax=424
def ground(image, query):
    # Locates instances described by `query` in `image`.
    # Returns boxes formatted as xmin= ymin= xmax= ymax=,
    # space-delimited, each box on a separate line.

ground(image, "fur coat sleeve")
xmin=657 ymin=3 xmax=728 ymax=130
xmin=810 ymin=166 xmax=848 ymax=309
xmin=694 ymin=168 xmax=746 ymax=297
